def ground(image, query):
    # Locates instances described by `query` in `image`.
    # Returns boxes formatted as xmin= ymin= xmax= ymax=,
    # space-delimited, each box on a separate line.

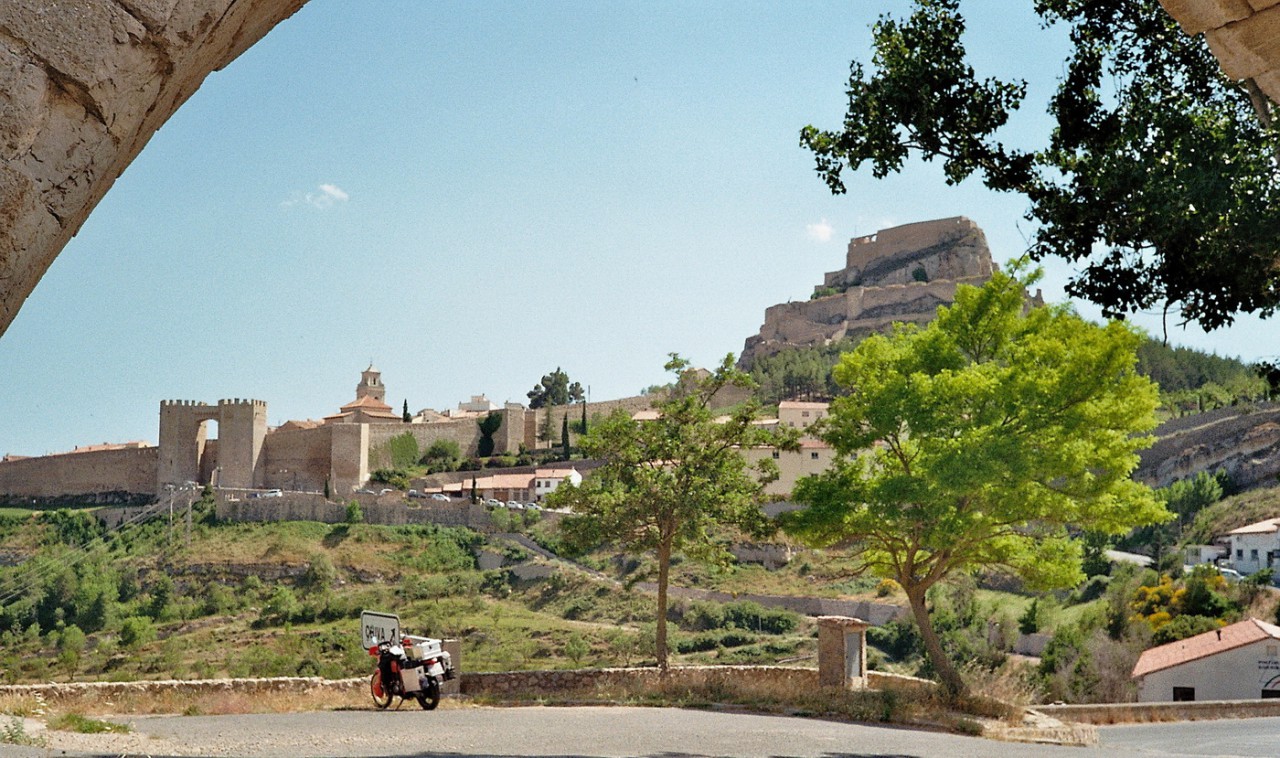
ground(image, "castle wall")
xmin=261 ymin=425 xmax=333 ymax=492
xmin=215 ymin=399 xmax=267 ymax=488
xmin=0 ymin=446 xmax=158 ymax=498
xmin=329 ymin=423 xmax=368 ymax=496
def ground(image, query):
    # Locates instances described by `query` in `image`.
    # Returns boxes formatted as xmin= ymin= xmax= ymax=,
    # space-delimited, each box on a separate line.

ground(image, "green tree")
xmin=118 ymin=616 xmax=156 ymax=649
xmin=801 ymin=0 xmax=1280 ymax=331
xmin=477 ymin=412 xmax=503 ymax=457
xmin=549 ymin=354 xmax=798 ymax=669
xmin=561 ymin=413 xmax=571 ymax=460
xmin=782 ymin=268 xmax=1169 ymax=694
xmin=420 ymin=439 xmax=462 ymax=473
xmin=345 ymin=500 xmax=363 ymax=525
xmin=402 ymin=399 xmax=411 ymax=423
xmin=57 ymin=624 xmax=86 ymax=678
xmin=528 ymin=367 xmax=585 ymax=409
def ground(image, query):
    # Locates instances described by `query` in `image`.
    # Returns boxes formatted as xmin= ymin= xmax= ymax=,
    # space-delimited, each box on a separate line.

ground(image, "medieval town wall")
xmin=0 ymin=446 xmax=157 ymax=499
xmin=261 ymin=425 xmax=333 ymax=492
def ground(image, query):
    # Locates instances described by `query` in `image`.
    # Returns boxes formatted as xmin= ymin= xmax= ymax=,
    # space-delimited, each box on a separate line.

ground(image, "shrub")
xmin=875 ymin=578 xmax=902 ymax=597
xmin=118 ymin=616 xmax=156 ymax=649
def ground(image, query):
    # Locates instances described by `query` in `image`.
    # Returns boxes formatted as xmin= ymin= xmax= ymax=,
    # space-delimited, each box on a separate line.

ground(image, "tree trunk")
xmin=905 ymin=583 xmax=966 ymax=696
xmin=655 ymin=536 xmax=671 ymax=670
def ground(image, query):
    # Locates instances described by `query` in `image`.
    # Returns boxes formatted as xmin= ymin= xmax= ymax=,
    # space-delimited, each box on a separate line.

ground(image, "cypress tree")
xmin=561 ymin=414 xmax=571 ymax=460
xmin=402 ymin=399 xmax=411 ymax=422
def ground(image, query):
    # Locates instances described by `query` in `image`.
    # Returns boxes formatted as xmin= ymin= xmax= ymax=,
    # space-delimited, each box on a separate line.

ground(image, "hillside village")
xmin=4 ymin=217 xmax=1280 ymax=714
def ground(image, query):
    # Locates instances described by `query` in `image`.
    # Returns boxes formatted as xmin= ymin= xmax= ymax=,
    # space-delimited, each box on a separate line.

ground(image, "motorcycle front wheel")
xmin=417 ymin=677 xmax=440 ymax=710
xmin=370 ymin=671 xmax=393 ymax=710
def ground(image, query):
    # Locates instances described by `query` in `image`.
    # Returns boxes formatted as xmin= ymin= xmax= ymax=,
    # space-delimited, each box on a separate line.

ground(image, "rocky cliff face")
xmin=1138 ymin=403 xmax=1280 ymax=491
xmin=740 ymin=217 xmax=1002 ymax=367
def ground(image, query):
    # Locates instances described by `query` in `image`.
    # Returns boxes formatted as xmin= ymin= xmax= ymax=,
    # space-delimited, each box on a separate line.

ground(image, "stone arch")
xmin=158 ymin=398 xmax=267 ymax=489
xmin=0 ymin=0 xmax=310 ymax=337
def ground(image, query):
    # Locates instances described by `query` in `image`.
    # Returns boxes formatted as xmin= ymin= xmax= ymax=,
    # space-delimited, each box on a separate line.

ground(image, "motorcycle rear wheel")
xmin=417 ymin=677 xmax=440 ymax=710
xmin=370 ymin=671 xmax=393 ymax=710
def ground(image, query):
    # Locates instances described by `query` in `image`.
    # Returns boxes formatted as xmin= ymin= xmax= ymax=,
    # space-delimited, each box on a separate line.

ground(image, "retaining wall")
xmin=641 ymin=584 xmax=909 ymax=625
xmin=1037 ymin=698 xmax=1280 ymax=724
xmin=217 ymin=494 xmax=495 ymax=531
xmin=458 ymin=664 xmax=818 ymax=697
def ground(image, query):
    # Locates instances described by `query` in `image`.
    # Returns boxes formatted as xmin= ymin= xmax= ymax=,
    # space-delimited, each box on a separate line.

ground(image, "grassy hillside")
xmin=0 ymin=499 xmax=815 ymax=685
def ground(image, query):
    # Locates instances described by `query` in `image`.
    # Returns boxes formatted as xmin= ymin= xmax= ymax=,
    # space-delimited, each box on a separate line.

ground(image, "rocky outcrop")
xmin=740 ymin=217 xmax=1006 ymax=367
xmin=1137 ymin=402 xmax=1280 ymax=490
xmin=0 ymin=0 xmax=309 ymax=337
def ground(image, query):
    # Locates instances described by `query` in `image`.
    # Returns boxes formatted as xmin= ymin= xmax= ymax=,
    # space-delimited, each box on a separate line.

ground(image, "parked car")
xmin=524 ymin=503 xmax=542 ymax=511
xmin=407 ymin=489 xmax=428 ymax=499
xmin=430 ymin=493 xmax=449 ymax=501
xmin=505 ymin=501 xmax=524 ymax=510
xmin=484 ymin=498 xmax=502 ymax=508
xmin=378 ymin=488 xmax=394 ymax=496
xmin=356 ymin=488 xmax=377 ymax=495
xmin=256 ymin=489 xmax=283 ymax=498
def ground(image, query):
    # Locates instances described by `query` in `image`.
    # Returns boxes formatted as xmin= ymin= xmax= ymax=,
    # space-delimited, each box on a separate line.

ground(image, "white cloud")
xmin=282 ymin=183 xmax=351 ymax=210
xmin=805 ymin=218 xmax=834 ymax=243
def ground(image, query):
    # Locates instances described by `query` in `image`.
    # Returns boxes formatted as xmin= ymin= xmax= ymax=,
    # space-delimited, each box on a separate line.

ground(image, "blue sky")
xmin=1 ymin=1 xmax=1273 ymax=456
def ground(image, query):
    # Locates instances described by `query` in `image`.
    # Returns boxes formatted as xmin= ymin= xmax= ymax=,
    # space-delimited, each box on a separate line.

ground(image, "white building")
xmin=777 ymin=401 xmax=829 ymax=431
xmin=1225 ymin=517 xmax=1280 ymax=578
xmin=1132 ymin=618 xmax=1280 ymax=702
xmin=740 ymin=439 xmax=836 ymax=497
xmin=534 ymin=467 xmax=582 ymax=501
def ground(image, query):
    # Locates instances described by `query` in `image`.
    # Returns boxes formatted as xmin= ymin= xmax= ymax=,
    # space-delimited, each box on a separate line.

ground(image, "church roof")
xmin=341 ymin=395 xmax=393 ymax=412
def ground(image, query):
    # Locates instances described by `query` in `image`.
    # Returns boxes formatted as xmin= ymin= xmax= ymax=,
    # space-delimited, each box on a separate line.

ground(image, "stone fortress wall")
xmin=0 ymin=446 xmax=157 ymax=500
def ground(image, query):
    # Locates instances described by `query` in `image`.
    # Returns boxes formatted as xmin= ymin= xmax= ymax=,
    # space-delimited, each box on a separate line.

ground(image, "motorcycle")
xmin=368 ymin=634 xmax=455 ymax=710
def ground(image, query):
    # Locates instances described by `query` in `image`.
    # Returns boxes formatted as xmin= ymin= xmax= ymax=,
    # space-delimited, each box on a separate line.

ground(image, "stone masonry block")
xmin=1206 ymin=7 xmax=1280 ymax=79
xmin=1159 ymin=0 xmax=1253 ymax=35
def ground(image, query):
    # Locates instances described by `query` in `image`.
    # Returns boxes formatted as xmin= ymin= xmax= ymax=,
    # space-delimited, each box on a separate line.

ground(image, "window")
xmin=802 ymin=411 xmax=810 ymax=418
xmin=1252 ymin=549 xmax=1260 ymax=561
xmin=1238 ymin=549 xmax=1245 ymax=559
xmin=1267 ymin=645 xmax=1277 ymax=657
xmin=1172 ymin=687 xmax=1195 ymax=702
xmin=810 ymin=452 xmax=820 ymax=460
xmin=771 ymin=451 xmax=780 ymax=460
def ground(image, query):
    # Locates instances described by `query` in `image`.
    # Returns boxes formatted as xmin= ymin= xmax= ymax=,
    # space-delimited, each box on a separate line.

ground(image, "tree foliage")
xmin=783 ymin=268 xmax=1169 ymax=693
xmin=477 ymin=412 xmax=503 ymax=457
xmin=527 ymin=367 xmax=585 ymax=409
xmin=801 ymin=0 xmax=1280 ymax=330
xmin=549 ymin=354 xmax=798 ymax=668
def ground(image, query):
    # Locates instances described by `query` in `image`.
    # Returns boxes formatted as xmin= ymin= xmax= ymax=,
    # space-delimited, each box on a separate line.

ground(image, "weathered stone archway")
xmin=0 ymin=0 xmax=308 ymax=337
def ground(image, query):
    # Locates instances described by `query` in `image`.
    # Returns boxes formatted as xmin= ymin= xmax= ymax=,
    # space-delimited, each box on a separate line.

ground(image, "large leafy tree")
xmin=782 ymin=268 xmax=1169 ymax=694
xmin=549 ymin=354 xmax=798 ymax=669
xmin=527 ymin=367 xmax=586 ymax=409
xmin=801 ymin=0 xmax=1280 ymax=331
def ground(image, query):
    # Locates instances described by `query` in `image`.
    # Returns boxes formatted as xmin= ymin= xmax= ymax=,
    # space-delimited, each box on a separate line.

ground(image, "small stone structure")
xmin=817 ymin=615 xmax=869 ymax=690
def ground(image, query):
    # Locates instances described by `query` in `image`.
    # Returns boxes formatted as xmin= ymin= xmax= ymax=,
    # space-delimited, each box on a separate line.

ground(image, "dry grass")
xmin=0 ymin=692 xmax=47 ymax=718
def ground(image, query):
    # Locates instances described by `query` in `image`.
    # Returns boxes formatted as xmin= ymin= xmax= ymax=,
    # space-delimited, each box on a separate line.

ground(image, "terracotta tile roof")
xmin=1132 ymin=617 xmax=1280 ymax=679
xmin=277 ymin=419 xmax=323 ymax=431
xmin=1227 ymin=517 xmax=1280 ymax=535
xmin=799 ymin=439 xmax=831 ymax=449
xmin=341 ymin=395 xmax=393 ymax=412
xmin=535 ymin=468 xmax=580 ymax=479
xmin=489 ymin=473 xmax=534 ymax=489
xmin=779 ymin=401 xmax=829 ymax=410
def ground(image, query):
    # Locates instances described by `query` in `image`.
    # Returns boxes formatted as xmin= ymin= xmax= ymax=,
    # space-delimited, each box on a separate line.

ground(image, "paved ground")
xmin=4 ymin=706 xmax=1280 ymax=757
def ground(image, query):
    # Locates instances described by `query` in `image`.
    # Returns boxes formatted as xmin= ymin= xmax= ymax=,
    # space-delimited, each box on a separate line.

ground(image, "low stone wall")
xmin=643 ymin=584 xmax=909 ymax=625
xmin=1037 ymin=698 xmax=1280 ymax=724
xmin=0 ymin=676 xmax=364 ymax=703
xmin=459 ymin=665 xmax=818 ymax=698
xmin=217 ymin=495 xmax=495 ymax=531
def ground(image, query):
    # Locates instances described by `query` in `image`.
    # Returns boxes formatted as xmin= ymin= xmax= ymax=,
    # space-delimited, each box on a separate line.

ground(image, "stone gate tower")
xmin=158 ymin=398 xmax=267 ymax=490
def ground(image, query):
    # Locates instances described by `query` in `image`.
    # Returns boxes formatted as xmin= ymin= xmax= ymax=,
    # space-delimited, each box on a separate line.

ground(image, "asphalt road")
xmin=5 ymin=706 xmax=1280 ymax=757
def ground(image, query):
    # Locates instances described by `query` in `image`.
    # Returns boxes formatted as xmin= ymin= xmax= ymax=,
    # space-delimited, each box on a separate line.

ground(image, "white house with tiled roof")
xmin=1225 ymin=517 xmax=1280 ymax=579
xmin=1132 ymin=618 xmax=1280 ymax=702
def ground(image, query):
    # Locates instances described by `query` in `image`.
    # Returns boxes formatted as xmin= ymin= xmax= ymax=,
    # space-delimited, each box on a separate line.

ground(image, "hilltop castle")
xmin=739 ymin=217 xmax=1034 ymax=367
